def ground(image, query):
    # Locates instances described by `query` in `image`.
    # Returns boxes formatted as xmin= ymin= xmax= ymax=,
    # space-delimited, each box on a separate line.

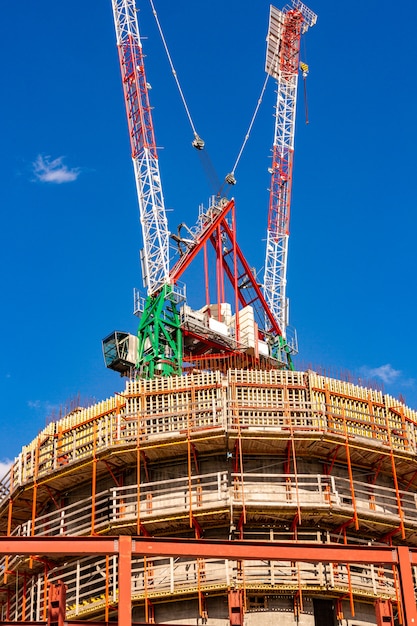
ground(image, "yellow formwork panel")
xmin=5 ymin=369 xmax=417 ymax=503
xmin=127 ymin=371 xmax=222 ymax=396
xmin=310 ymin=388 xmax=390 ymax=444
xmin=308 ymin=372 xmax=384 ymax=404
xmin=126 ymin=372 xmax=224 ymax=436
xmin=229 ymin=368 xmax=306 ymax=387
xmin=385 ymin=394 xmax=417 ymax=422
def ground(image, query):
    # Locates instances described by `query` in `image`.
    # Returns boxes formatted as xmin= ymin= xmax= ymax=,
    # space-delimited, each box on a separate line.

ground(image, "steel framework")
xmin=1 ymin=536 xmax=417 ymax=626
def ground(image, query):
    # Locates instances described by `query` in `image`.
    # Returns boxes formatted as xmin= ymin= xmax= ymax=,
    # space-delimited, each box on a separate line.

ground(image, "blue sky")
xmin=1 ymin=0 xmax=417 ymax=470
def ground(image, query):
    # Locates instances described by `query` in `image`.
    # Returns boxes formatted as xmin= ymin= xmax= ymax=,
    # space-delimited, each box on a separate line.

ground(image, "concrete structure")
xmin=2 ymin=368 xmax=417 ymax=624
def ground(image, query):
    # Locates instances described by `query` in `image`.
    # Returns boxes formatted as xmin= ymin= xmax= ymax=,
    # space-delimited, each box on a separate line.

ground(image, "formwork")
xmin=1 ymin=368 xmax=417 ymax=625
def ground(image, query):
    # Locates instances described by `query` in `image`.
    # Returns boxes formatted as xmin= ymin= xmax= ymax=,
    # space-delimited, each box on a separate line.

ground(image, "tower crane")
xmin=103 ymin=0 xmax=316 ymax=378
xmin=263 ymin=0 xmax=317 ymax=365
xmin=105 ymin=0 xmax=183 ymax=378
xmin=112 ymin=0 xmax=170 ymax=294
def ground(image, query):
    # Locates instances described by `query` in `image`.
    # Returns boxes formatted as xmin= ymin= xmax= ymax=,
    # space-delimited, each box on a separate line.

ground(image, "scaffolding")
xmin=1 ymin=369 xmax=417 ymax=625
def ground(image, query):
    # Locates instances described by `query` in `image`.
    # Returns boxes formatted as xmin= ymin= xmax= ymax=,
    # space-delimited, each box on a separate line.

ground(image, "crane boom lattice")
xmin=263 ymin=1 xmax=316 ymax=343
xmin=112 ymin=0 xmax=170 ymax=295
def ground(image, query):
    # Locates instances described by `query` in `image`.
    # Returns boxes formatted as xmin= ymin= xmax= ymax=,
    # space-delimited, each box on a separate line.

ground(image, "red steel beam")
xmin=0 ymin=535 xmax=401 ymax=563
xmin=219 ymin=218 xmax=282 ymax=336
xmin=1 ymin=536 xmax=417 ymax=625
xmin=134 ymin=537 xmax=399 ymax=565
xmin=0 ymin=623 xmax=195 ymax=626
xmin=118 ymin=536 xmax=132 ymax=626
xmin=0 ymin=536 xmax=119 ymax=555
xmin=397 ymin=546 xmax=417 ymax=625
xmin=169 ymin=199 xmax=234 ymax=284
xmin=0 ymin=623 xmax=194 ymax=626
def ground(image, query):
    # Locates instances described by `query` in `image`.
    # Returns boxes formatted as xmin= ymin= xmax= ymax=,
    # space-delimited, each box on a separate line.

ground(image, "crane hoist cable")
xmin=300 ymin=62 xmax=310 ymax=124
xmin=149 ymin=0 xmax=269 ymax=196
xmin=148 ymin=0 xmax=205 ymax=150
xmin=300 ymin=33 xmax=311 ymax=124
xmin=224 ymin=72 xmax=270 ymax=187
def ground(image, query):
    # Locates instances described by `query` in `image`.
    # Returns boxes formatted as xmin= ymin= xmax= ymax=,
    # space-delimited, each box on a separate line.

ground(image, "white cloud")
xmin=27 ymin=399 xmax=41 ymax=409
xmin=32 ymin=154 xmax=80 ymax=184
xmin=0 ymin=459 xmax=13 ymax=480
xmin=360 ymin=363 xmax=401 ymax=385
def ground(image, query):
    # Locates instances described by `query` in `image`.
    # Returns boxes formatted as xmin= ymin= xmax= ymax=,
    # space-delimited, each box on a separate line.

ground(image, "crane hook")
xmin=192 ymin=134 xmax=205 ymax=150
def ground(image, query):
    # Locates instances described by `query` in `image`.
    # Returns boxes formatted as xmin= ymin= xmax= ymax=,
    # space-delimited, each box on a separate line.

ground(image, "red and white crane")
xmin=105 ymin=0 xmax=185 ymax=378
xmin=112 ymin=0 xmax=170 ymax=295
xmin=263 ymin=0 xmax=317 ymax=352
xmin=104 ymin=0 xmax=316 ymax=377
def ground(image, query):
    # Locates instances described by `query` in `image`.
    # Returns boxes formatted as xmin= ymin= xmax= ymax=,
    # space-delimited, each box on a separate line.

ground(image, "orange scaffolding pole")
xmin=21 ymin=573 xmax=27 ymax=622
xmin=29 ymin=438 xmax=41 ymax=572
xmin=231 ymin=380 xmax=246 ymax=525
xmin=187 ymin=380 xmax=196 ymax=529
xmin=197 ymin=557 xmax=208 ymax=621
xmin=342 ymin=408 xmax=359 ymax=530
xmin=285 ymin=385 xmax=301 ymax=525
xmin=91 ymin=422 xmax=98 ymax=536
xmin=392 ymin=563 xmax=404 ymax=625
xmin=105 ymin=555 xmax=110 ymax=623
xmin=385 ymin=411 xmax=406 ymax=539
xmin=31 ymin=439 xmax=41 ymax=537
xmin=137 ymin=409 xmax=141 ymax=535
xmin=143 ymin=555 xmax=155 ymax=624
xmin=3 ymin=497 xmax=13 ymax=584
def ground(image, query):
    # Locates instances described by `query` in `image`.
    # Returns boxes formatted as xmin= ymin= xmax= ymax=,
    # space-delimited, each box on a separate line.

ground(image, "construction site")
xmin=2 ymin=1 xmax=417 ymax=626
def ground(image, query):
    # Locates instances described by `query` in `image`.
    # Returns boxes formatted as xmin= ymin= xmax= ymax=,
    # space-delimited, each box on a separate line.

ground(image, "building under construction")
xmin=2 ymin=370 xmax=417 ymax=625
xmin=2 ymin=1 xmax=417 ymax=625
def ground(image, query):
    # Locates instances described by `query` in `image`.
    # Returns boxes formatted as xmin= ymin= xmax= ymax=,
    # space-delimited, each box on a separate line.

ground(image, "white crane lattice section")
xmin=263 ymin=2 xmax=316 ymax=340
xmin=112 ymin=0 xmax=170 ymax=294
xmin=264 ymin=69 xmax=298 ymax=335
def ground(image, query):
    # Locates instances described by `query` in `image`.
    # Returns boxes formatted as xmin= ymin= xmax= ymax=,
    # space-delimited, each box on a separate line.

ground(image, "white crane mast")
xmin=111 ymin=0 xmax=170 ymax=295
xmin=263 ymin=0 xmax=317 ymax=340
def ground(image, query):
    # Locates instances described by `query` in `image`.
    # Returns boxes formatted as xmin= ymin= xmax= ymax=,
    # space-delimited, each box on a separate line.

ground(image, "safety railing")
xmin=4 ymin=472 xmax=229 ymax=542
xmin=231 ymin=472 xmax=417 ymax=528
xmin=3 ymin=472 xmax=417 ymax=550
xmin=4 ymin=552 xmax=399 ymax=622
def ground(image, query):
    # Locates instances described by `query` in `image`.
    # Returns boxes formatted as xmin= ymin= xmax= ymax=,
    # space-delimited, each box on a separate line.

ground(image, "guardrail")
xmin=3 ymin=472 xmax=416 ymax=545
